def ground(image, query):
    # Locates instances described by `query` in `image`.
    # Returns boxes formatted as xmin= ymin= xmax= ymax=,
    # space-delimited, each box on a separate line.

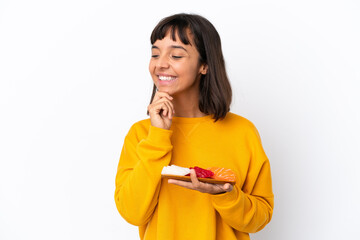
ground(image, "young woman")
xmin=115 ymin=13 xmax=274 ymax=240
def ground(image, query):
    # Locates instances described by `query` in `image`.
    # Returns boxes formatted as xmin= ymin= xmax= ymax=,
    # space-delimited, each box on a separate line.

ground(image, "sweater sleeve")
xmin=114 ymin=124 xmax=173 ymax=226
xmin=210 ymin=125 xmax=274 ymax=233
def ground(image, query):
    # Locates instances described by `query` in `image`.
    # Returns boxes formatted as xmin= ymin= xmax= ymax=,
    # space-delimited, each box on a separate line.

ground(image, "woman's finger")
xmin=161 ymin=102 xmax=169 ymax=117
xmin=149 ymin=99 xmax=174 ymax=118
xmin=152 ymin=91 xmax=173 ymax=103
xmin=168 ymin=169 xmax=233 ymax=194
xmin=223 ymin=183 xmax=233 ymax=192
xmin=150 ymin=98 xmax=174 ymax=111
xmin=149 ymin=101 xmax=168 ymax=114
xmin=158 ymin=98 xmax=174 ymax=111
xmin=189 ymin=169 xmax=201 ymax=187
xmin=163 ymin=101 xmax=174 ymax=119
xmin=168 ymin=179 xmax=195 ymax=189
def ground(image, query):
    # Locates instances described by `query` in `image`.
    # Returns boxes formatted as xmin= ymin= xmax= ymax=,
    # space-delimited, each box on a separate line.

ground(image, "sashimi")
xmin=208 ymin=167 xmax=236 ymax=182
xmin=161 ymin=165 xmax=236 ymax=183
xmin=185 ymin=166 xmax=214 ymax=178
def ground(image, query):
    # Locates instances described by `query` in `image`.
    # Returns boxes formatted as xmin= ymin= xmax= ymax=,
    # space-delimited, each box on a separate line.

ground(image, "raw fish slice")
xmin=161 ymin=165 xmax=191 ymax=176
xmin=208 ymin=167 xmax=236 ymax=182
xmin=185 ymin=166 xmax=214 ymax=178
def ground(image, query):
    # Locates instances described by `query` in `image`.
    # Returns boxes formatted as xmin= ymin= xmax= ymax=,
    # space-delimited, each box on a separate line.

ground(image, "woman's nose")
xmin=156 ymin=55 xmax=170 ymax=68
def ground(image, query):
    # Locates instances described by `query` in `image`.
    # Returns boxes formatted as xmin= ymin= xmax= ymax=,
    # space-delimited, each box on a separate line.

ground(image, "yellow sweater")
xmin=115 ymin=112 xmax=274 ymax=240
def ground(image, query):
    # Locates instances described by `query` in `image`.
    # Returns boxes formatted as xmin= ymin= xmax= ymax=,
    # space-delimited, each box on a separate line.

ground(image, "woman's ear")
xmin=200 ymin=64 xmax=208 ymax=75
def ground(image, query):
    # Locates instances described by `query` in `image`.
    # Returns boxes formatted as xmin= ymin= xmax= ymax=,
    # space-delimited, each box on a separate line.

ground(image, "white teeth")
xmin=159 ymin=75 xmax=176 ymax=81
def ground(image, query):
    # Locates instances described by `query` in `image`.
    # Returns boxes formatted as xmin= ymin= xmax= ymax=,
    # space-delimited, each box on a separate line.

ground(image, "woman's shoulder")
xmin=223 ymin=112 xmax=263 ymax=142
xmin=126 ymin=118 xmax=151 ymax=137
xmin=223 ymin=112 xmax=257 ymax=130
xmin=132 ymin=118 xmax=151 ymax=128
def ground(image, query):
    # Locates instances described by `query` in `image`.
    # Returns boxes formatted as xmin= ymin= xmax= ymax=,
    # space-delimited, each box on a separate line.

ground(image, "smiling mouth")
xmin=158 ymin=75 xmax=177 ymax=81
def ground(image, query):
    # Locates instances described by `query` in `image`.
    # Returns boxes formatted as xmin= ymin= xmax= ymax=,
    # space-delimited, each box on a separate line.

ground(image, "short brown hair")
xmin=149 ymin=13 xmax=232 ymax=121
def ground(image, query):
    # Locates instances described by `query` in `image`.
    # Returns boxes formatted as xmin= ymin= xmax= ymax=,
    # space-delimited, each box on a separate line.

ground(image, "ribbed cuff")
xmin=147 ymin=125 xmax=173 ymax=145
xmin=211 ymin=185 xmax=240 ymax=206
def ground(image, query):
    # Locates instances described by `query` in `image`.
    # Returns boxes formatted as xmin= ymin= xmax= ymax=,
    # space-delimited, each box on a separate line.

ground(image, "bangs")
xmin=150 ymin=18 xmax=192 ymax=45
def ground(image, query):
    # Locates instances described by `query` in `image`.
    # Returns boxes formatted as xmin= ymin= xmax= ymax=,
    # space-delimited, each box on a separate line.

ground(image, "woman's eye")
xmin=172 ymin=55 xmax=183 ymax=59
xmin=151 ymin=55 xmax=159 ymax=58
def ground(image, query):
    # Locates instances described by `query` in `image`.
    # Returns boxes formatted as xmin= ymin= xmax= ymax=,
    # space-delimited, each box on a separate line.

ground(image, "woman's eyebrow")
xmin=171 ymin=45 xmax=187 ymax=52
xmin=151 ymin=45 xmax=187 ymax=52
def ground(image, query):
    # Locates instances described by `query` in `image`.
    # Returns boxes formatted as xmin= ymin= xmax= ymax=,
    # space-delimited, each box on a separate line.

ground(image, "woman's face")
xmin=149 ymin=31 xmax=207 ymax=97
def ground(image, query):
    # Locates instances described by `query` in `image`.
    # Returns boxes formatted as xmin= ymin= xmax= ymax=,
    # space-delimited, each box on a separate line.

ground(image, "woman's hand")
xmin=168 ymin=169 xmax=233 ymax=194
xmin=148 ymin=91 xmax=175 ymax=130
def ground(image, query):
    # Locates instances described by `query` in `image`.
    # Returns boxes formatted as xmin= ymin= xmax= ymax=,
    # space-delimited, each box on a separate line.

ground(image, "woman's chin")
xmin=157 ymin=87 xmax=175 ymax=95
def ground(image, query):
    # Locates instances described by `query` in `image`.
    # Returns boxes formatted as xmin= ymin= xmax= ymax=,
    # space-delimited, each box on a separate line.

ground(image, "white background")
xmin=1 ymin=0 xmax=359 ymax=239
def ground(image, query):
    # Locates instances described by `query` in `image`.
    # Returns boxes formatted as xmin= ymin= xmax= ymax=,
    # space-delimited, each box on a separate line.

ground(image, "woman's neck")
xmin=172 ymin=92 xmax=206 ymax=118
